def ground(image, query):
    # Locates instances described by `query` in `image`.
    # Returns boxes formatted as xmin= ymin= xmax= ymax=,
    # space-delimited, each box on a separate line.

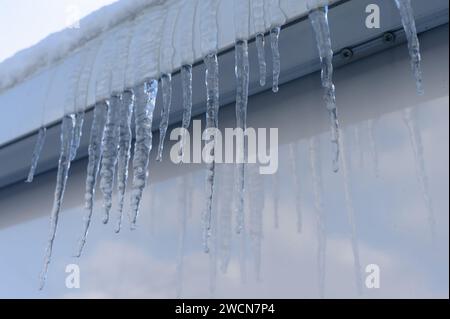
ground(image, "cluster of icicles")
xmin=26 ymin=0 xmax=425 ymax=291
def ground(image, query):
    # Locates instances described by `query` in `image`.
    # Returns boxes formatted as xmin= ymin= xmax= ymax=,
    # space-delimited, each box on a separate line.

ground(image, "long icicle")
xmin=340 ymin=130 xmax=363 ymax=296
xmin=75 ymin=102 xmax=107 ymax=257
xmin=309 ymin=137 xmax=327 ymax=298
xmin=394 ymin=0 xmax=424 ymax=95
xmin=202 ymin=53 xmax=220 ymax=253
xmin=39 ymin=114 xmax=75 ymax=290
xmin=156 ymin=73 xmax=172 ymax=161
xmin=268 ymin=0 xmax=286 ymax=93
xmin=308 ymin=4 xmax=340 ymax=172
xmin=270 ymin=26 xmax=281 ymax=93
xmin=26 ymin=127 xmax=47 ymax=183
xmin=403 ymin=107 xmax=436 ymax=238
xmin=99 ymin=95 xmax=121 ymax=224
xmin=130 ymin=80 xmax=159 ymax=229
xmin=115 ymin=90 xmax=134 ymax=233
xmin=234 ymin=40 xmax=250 ymax=234
xmin=27 ymin=67 xmax=59 ymax=183
xmin=179 ymin=65 xmax=193 ymax=160
xmin=255 ymin=34 xmax=267 ymax=87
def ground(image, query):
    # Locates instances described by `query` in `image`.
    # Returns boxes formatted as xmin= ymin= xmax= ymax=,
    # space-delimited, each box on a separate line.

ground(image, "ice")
xmin=26 ymin=127 xmax=47 ymax=183
xmin=308 ymin=5 xmax=340 ymax=172
xmin=39 ymin=114 xmax=75 ymax=290
xmin=75 ymin=101 xmax=107 ymax=257
xmin=115 ymin=90 xmax=134 ymax=233
xmin=252 ymin=0 xmax=267 ymax=86
xmin=130 ymin=80 xmax=158 ymax=228
xmin=178 ymin=65 xmax=193 ymax=159
xmin=234 ymin=40 xmax=250 ymax=235
xmin=70 ymin=111 xmax=85 ymax=161
xmin=269 ymin=26 xmax=281 ymax=93
xmin=202 ymin=53 xmax=220 ymax=253
xmin=156 ymin=73 xmax=172 ymax=162
xmin=99 ymin=95 xmax=121 ymax=224
xmin=395 ymin=0 xmax=424 ymax=95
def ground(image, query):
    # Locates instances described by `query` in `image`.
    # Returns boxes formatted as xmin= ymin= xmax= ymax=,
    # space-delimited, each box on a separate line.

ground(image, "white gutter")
xmin=0 ymin=0 xmax=448 ymax=188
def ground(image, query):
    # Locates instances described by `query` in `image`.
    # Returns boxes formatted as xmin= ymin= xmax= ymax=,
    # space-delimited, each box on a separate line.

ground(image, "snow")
xmin=0 ymin=0 xmax=166 ymax=93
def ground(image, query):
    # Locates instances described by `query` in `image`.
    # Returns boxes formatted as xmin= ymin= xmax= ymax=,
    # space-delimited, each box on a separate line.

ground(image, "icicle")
xmin=289 ymin=143 xmax=302 ymax=233
xmin=156 ymin=73 xmax=172 ymax=162
xmin=403 ymin=107 xmax=436 ymax=238
xmin=202 ymin=53 xmax=220 ymax=253
xmin=130 ymin=80 xmax=159 ymax=228
xmin=70 ymin=111 xmax=85 ymax=161
xmin=367 ymin=119 xmax=379 ymax=177
xmin=394 ymin=0 xmax=424 ymax=95
xmin=308 ymin=3 xmax=340 ymax=173
xmin=252 ymin=0 xmax=266 ymax=86
xmin=26 ymin=127 xmax=47 ymax=183
xmin=27 ymin=68 xmax=58 ymax=183
xmin=99 ymin=96 xmax=121 ymax=224
xmin=270 ymin=26 xmax=281 ymax=93
xmin=268 ymin=0 xmax=286 ymax=92
xmin=309 ymin=137 xmax=327 ymax=298
xmin=115 ymin=90 xmax=134 ymax=233
xmin=234 ymin=40 xmax=250 ymax=235
xmin=248 ymin=164 xmax=264 ymax=281
xmin=255 ymin=34 xmax=267 ymax=87
xmin=200 ymin=0 xmax=220 ymax=253
xmin=75 ymin=102 xmax=107 ymax=257
xmin=39 ymin=114 xmax=75 ymax=290
xmin=340 ymin=130 xmax=363 ymax=295
xmin=179 ymin=65 xmax=193 ymax=159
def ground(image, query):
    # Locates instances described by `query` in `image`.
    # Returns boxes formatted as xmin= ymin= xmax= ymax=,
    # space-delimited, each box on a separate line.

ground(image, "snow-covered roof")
xmin=0 ymin=0 xmax=319 ymax=146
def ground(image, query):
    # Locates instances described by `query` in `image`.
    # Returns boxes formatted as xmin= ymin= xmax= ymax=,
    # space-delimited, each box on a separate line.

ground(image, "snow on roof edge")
xmin=0 ymin=0 xmax=166 ymax=93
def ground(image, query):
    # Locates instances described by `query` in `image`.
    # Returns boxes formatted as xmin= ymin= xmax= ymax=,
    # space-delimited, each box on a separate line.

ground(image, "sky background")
xmin=0 ymin=0 xmax=117 ymax=63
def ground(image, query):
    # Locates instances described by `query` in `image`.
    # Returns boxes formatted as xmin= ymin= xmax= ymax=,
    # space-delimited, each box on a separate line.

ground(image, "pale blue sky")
xmin=0 ymin=0 xmax=117 ymax=63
